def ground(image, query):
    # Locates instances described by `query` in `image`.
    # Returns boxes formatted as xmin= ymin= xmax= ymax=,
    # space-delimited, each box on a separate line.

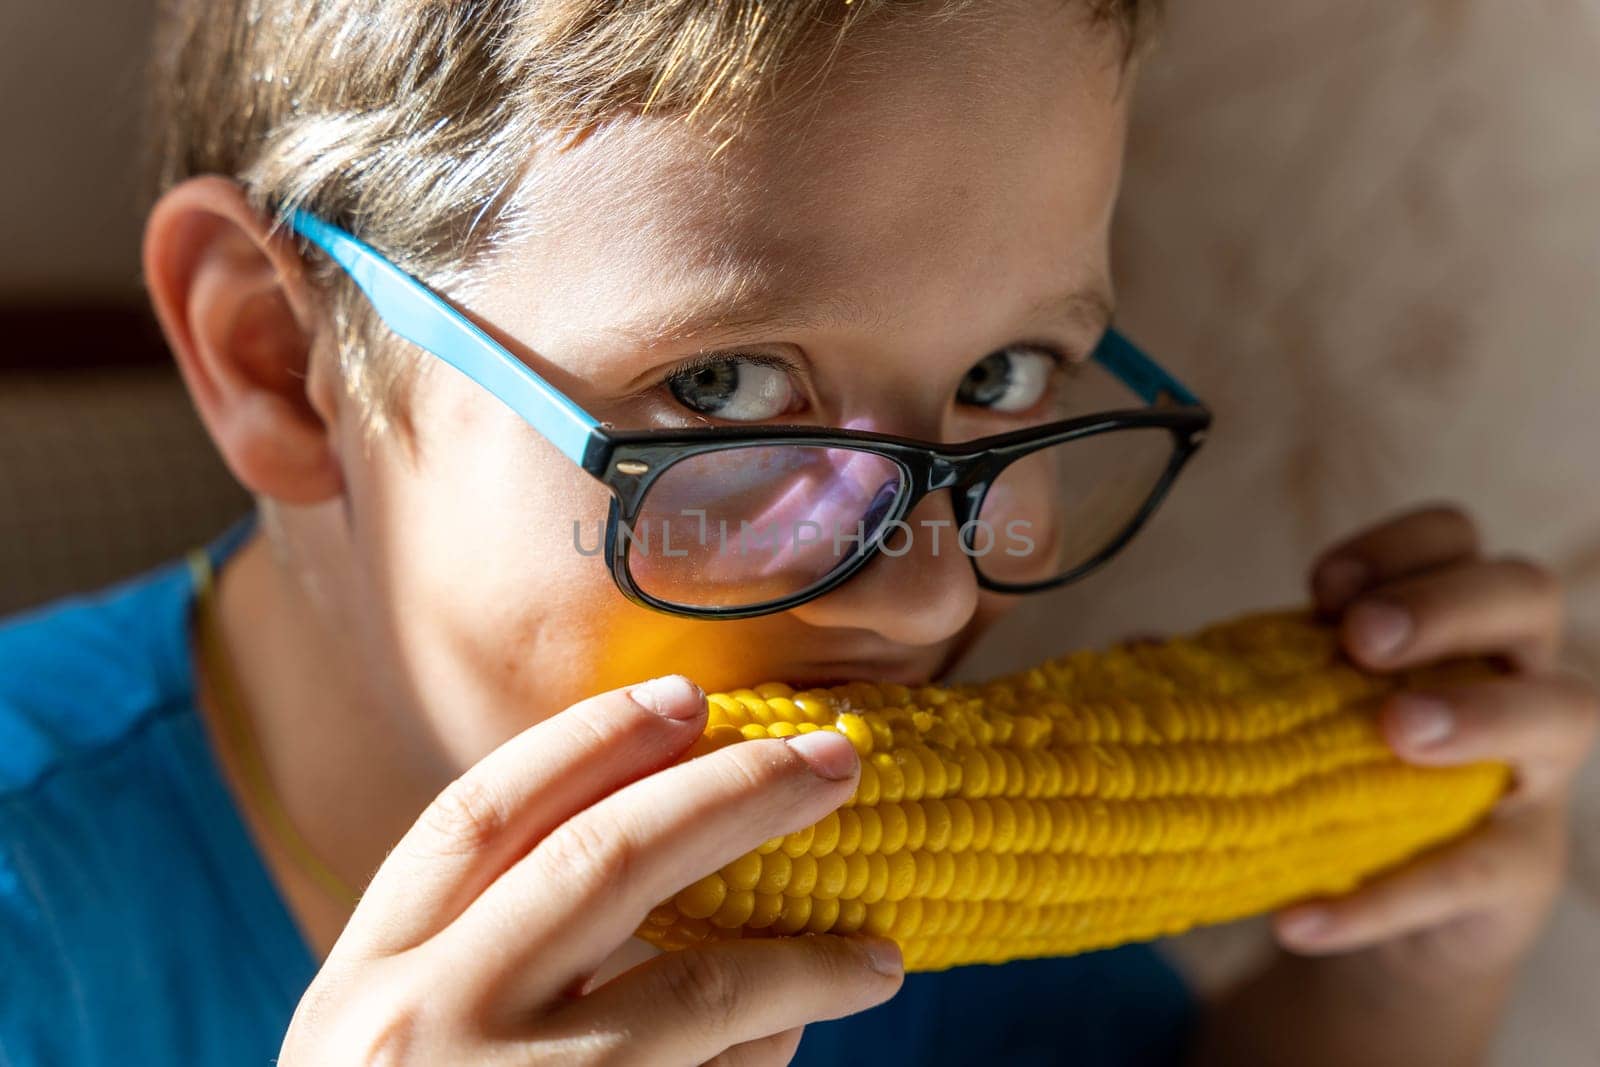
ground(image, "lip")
xmin=781 ymin=660 xmax=941 ymax=689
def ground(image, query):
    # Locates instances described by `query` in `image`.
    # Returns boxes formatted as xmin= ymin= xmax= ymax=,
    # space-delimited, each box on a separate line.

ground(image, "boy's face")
xmin=339 ymin=4 xmax=1131 ymax=755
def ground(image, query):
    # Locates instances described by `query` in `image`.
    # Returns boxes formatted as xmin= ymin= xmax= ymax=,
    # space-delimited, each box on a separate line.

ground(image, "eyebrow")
xmin=598 ymin=273 xmax=1116 ymax=351
xmin=1023 ymin=287 xmax=1116 ymax=338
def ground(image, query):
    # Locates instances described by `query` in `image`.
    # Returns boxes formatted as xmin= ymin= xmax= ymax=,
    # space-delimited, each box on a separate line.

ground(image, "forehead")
xmin=484 ymin=5 xmax=1130 ymax=356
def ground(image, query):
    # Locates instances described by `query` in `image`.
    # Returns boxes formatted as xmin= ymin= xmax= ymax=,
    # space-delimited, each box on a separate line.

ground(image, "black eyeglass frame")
xmin=591 ymin=405 xmax=1210 ymax=619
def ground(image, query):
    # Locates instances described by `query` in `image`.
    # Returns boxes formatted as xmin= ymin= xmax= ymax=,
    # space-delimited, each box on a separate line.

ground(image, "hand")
xmin=277 ymin=675 xmax=902 ymax=1066
xmin=1272 ymin=503 xmax=1598 ymax=983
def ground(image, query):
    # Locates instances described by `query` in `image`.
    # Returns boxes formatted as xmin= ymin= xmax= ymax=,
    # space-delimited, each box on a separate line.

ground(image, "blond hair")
xmin=147 ymin=0 xmax=1156 ymax=441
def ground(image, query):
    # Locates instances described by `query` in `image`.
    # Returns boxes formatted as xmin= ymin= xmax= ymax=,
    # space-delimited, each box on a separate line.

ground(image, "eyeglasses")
xmin=290 ymin=211 xmax=1211 ymax=620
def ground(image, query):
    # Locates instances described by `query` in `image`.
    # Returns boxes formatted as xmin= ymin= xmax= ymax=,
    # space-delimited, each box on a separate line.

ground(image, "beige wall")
xmin=0 ymin=1 xmax=159 ymax=299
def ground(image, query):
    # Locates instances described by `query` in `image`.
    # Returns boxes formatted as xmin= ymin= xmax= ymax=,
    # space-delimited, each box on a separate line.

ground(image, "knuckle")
xmin=738 ymin=740 xmax=839 ymax=818
xmin=1422 ymin=502 xmax=1479 ymax=544
xmin=815 ymin=935 xmax=876 ymax=986
xmin=418 ymin=774 xmax=511 ymax=858
xmin=710 ymin=741 xmax=796 ymax=807
xmin=354 ymin=974 xmax=457 ymax=1067
xmin=733 ymin=743 xmax=793 ymax=791
xmin=1498 ymin=554 xmax=1559 ymax=600
xmin=662 ymin=948 xmax=744 ymax=1026
xmin=362 ymin=1011 xmax=419 ymax=1067
xmin=786 ymin=935 xmax=894 ymax=1010
xmin=561 ymin=707 xmax=622 ymax=763
xmin=541 ymin=814 xmax=636 ymax=890
xmin=283 ymin=965 xmax=433 ymax=1067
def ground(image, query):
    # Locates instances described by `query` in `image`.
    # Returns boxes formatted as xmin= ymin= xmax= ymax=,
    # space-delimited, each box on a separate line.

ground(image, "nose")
xmin=786 ymin=486 xmax=981 ymax=648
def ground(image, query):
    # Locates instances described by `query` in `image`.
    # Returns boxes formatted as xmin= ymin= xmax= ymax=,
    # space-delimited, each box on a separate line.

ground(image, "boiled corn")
xmin=636 ymin=609 xmax=1508 ymax=972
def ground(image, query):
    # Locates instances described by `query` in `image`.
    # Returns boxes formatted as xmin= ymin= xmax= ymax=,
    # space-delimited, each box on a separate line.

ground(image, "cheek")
xmin=414 ymin=378 xmax=605 ymax=602
xmin=352 ymin=376 xmax=647 ymax=747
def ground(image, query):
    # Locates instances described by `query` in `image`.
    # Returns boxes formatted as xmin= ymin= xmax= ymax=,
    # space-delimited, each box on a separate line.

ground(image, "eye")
xmin=666 ymin=356 xmax=801 ymax=422
xmin=957 ymin=346 xmax=1057 ymax=414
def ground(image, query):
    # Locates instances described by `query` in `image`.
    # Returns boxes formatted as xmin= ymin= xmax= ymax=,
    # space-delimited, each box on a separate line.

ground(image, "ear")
xmin=143 ymin=175 xmax=344 ymax=505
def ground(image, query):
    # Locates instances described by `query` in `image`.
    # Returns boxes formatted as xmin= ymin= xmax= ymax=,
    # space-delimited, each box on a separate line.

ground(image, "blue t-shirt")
xmin=0 ymin=515 xmax=1195 ymax=1066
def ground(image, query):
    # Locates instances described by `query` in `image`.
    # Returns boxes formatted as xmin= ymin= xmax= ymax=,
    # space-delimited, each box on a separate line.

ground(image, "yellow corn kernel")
xmin=636 ymin=609 xmax=1509 ymax=970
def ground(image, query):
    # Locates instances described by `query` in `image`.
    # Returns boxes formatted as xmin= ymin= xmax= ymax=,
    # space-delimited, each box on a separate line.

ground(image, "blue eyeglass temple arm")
xmin=1091 ymin=328 xmax=1201 ymax=408
xmin=289 ymin=209 xmax=605 ymax=466
xmin=288 ymin=210 xmax=1205 ymax=461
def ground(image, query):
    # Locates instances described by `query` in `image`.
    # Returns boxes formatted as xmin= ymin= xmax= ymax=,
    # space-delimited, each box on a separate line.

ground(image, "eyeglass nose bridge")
xmin=924 ymin=454 xmax=964 ymax=491
xmin=906 ymin=452 xmax=996 ymax=526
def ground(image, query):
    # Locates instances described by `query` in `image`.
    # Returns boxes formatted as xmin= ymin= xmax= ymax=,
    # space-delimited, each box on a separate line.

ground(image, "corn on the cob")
xmin=636 ymin=608 xmax=1508 ymax=972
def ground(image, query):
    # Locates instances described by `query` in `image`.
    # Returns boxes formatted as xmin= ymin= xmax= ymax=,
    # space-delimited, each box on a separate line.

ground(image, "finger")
xmin=454 ymin=729 xmax=862 ymax=1009
xmin=1339 ymin=556 xmax=1564 ymax=673
xmin=1272 ymin=806 xmax=1563 ymax=955
xmin=1311 ymin=503 xmax=1481 ymax=613
xmin=704 ymin=1027 xmax=807 ymax=1067
xmin=340 ymin=675 xmax=708 ymax=959
xmin=545 ymin=936 xmax=900 ymax=1066
xmin=1381 ymin=673 xmax=1600 ymax=805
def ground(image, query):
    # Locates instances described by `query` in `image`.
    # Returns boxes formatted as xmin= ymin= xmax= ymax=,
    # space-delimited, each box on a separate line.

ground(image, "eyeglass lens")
xmin=625 ymin=445 xmax=906 ymax=610
xmin=972 ymin=426 xmax=1175 ymax=588
xmin=621 ymin=424 xmax=1177 ymax=610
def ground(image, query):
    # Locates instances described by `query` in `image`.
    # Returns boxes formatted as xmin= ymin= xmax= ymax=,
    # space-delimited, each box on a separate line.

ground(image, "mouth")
xmin=769 ymin=628 xmax=975 ymax=692
xmin=779 ymin=660 xmax=941 ymax=689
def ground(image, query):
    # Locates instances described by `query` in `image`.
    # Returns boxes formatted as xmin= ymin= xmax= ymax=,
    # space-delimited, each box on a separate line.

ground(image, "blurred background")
xmin=2 ymin=1 xmax=1596 ymax=1062
xmin=0 ymin=1 xmax=249 ymax=609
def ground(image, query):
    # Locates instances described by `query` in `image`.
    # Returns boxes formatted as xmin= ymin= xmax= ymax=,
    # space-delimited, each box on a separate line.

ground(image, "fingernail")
xmin=1317 ymin=557 xmax=1368 ymax=606
xmin=1349 ymin=600 xmax=1412 ymax=659
xmin=1279 ymin=908 xmax=1333 ymax=945
xmin=628 ymin=675 xmax=705 ymax=721
xmin=859 ymin=936 xmax=904 ymax=976
xmin=783 ymin=730 xmax=859 ymax=780
xmin=1394 ymin=695 xmax=1454 ymax=748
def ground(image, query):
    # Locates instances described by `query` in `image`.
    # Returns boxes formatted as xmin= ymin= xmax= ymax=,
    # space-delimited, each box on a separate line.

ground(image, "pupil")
xmin=964 ymin=352 xmax=1013 ymax=405
xmin=672 ymin=362 xmax=740 ymax=411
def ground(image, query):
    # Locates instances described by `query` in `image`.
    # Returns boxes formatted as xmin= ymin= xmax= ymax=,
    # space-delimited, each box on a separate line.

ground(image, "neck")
xmin=192 ymin=527 xmax=452 ymax=961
